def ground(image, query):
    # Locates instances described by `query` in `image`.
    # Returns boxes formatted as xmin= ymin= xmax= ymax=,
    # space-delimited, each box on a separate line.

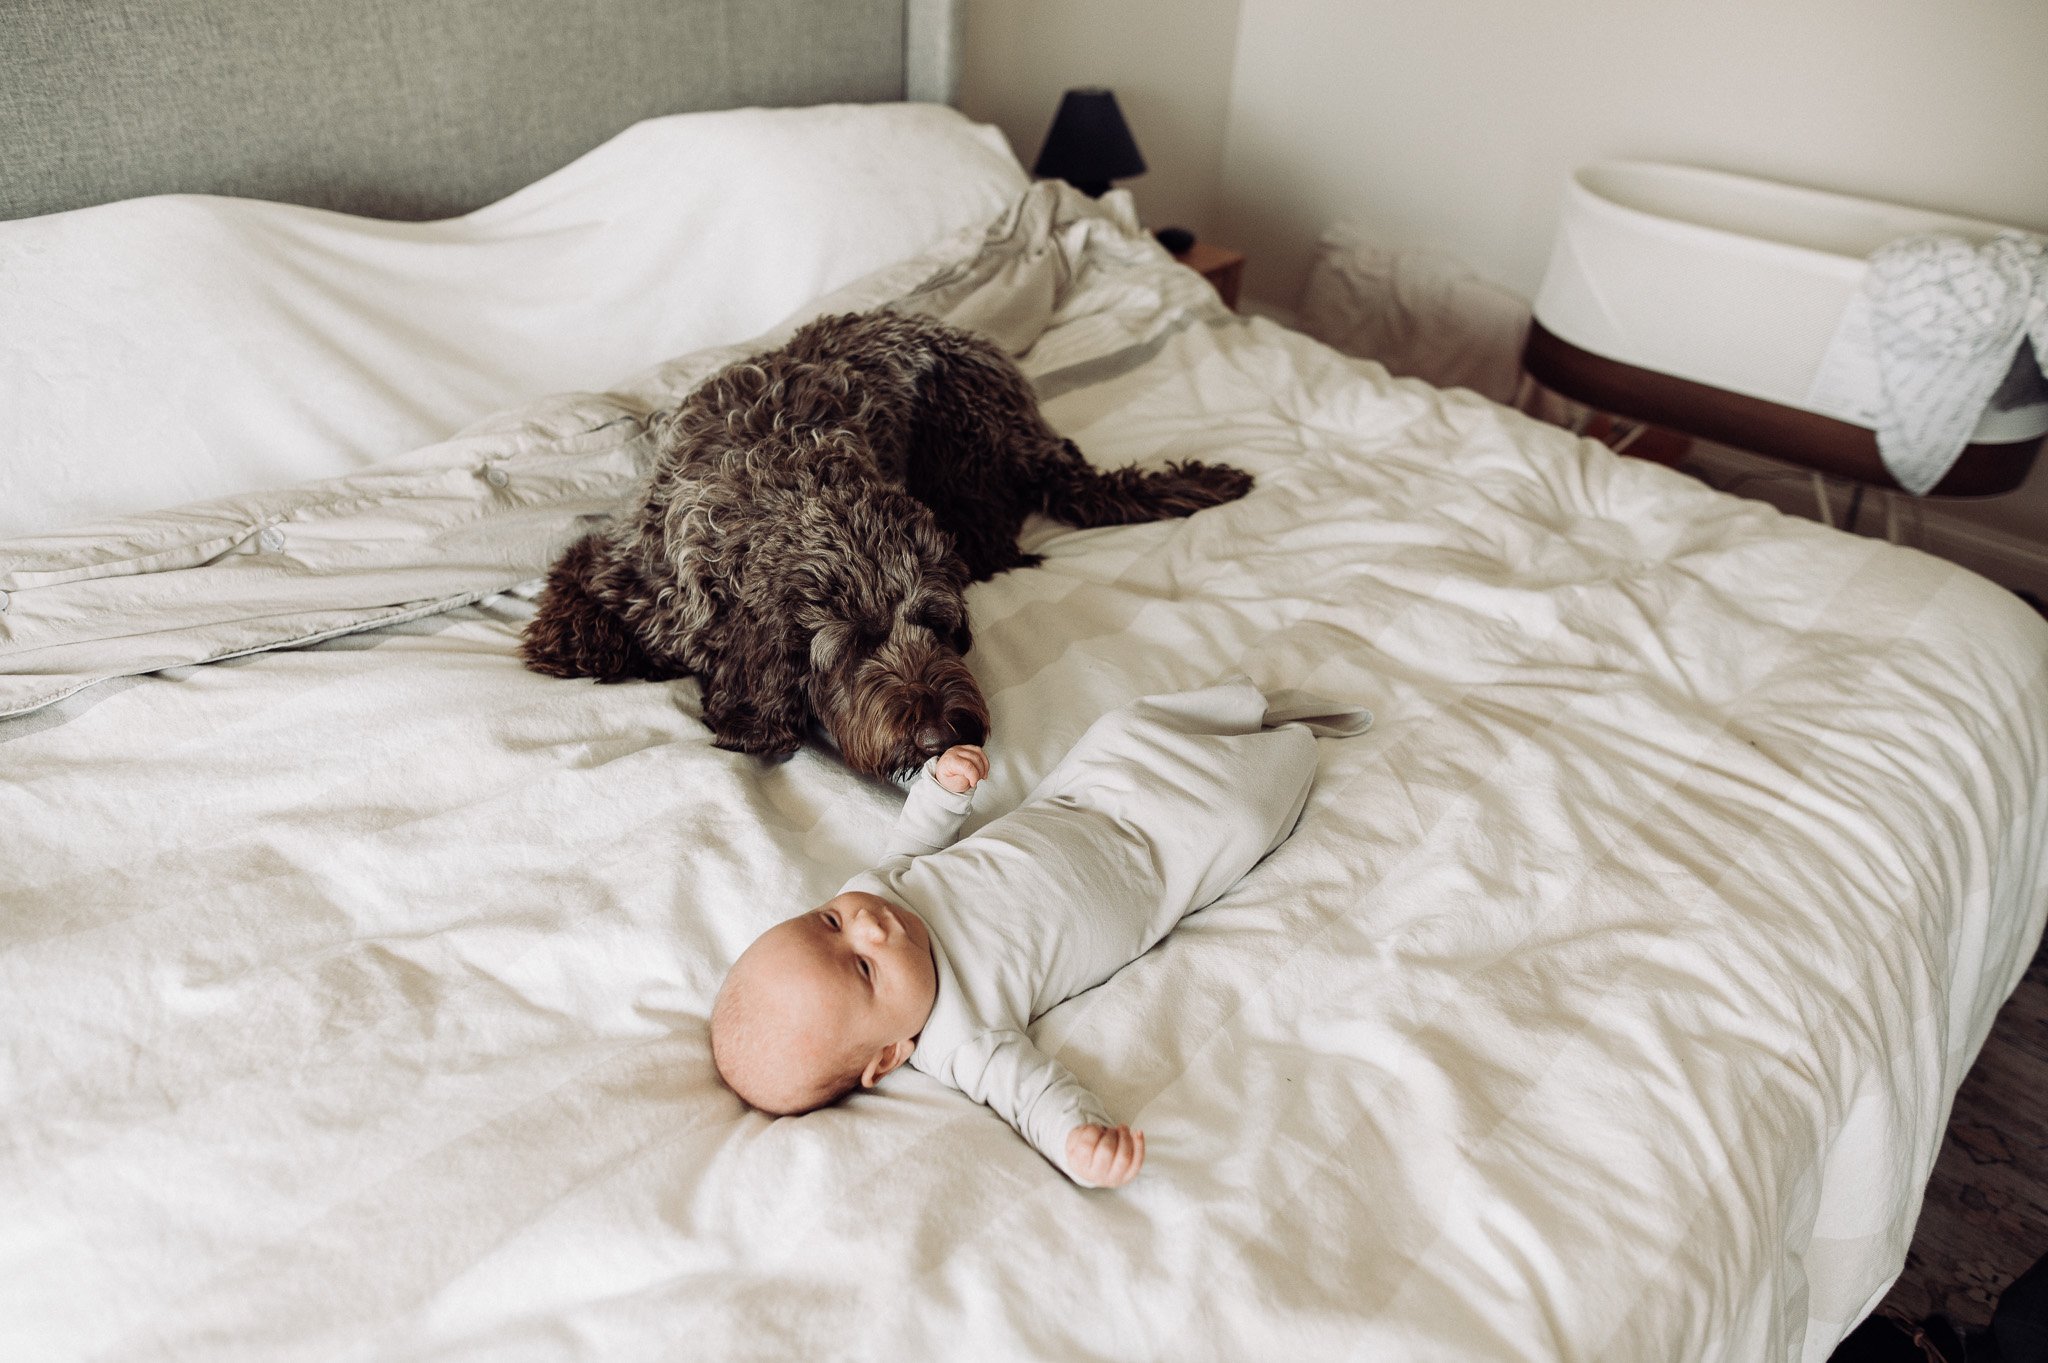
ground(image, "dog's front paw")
xmin=705 ymin=704 xmax=803 ymax=761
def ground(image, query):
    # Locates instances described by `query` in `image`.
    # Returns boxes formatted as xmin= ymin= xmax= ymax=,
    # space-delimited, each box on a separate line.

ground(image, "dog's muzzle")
xmin=915 ymin=709 xmax=987 ymax=758
xmin=831 ymin=644 xmax=991 ymax=780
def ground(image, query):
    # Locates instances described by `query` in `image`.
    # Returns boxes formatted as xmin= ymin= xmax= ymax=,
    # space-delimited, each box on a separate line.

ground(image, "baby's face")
xmin=722 ymin=892 xmax=939 ymax=1108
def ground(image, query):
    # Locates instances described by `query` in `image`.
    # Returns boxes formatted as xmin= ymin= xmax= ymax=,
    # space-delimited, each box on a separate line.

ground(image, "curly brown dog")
xmin=520 ymin=308 xmax=1252 ymax=779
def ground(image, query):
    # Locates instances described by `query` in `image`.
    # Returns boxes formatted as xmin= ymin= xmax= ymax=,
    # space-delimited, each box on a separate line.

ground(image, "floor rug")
xmin=1878 ymin=939 xmax=2048 ymax=1330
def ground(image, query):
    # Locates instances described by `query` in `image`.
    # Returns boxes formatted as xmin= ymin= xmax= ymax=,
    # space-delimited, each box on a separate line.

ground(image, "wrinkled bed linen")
xmin=3 ymin=185 xmax=2046 ymax=1363
xmin=0 ymin=103 xmax=1025 ymax=539
xmin=0 ymin=183 xmax=1089 ymax=718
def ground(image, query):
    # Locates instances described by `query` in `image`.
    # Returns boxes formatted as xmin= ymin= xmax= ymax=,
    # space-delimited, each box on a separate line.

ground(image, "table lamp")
xmin=1032 ymin=87 xmax=1146 ymax=198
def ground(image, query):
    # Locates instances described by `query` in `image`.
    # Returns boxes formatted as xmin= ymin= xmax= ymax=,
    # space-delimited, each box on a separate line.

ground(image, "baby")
xmin=709 ymin=676 xmax=1370 ymax=1187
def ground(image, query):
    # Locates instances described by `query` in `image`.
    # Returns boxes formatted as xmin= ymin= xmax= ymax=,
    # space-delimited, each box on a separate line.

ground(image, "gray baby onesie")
xmin=839 ymin=676 xmax=1370 ymax=1183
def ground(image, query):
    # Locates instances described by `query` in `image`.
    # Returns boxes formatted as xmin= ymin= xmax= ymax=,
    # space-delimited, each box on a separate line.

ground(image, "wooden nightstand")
xmin=1174 ymin=241 xmax=1245 ymax=310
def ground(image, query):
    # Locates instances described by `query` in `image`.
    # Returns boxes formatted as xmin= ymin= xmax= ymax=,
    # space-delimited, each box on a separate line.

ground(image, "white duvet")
xmin=3 ymin=185 xmax=2045 ymax=1363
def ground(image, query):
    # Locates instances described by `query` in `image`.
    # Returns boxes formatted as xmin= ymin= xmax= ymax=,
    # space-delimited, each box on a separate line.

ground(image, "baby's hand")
xmin=932 ymin=744 xmax=988 ymax=795
xmin=1066 ymin=1123 xmax=1145 ymax=1188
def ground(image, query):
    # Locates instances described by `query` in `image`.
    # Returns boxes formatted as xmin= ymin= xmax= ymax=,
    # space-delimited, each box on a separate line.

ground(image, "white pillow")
xmin=0 ymin=103 xmax=1027 ymax=538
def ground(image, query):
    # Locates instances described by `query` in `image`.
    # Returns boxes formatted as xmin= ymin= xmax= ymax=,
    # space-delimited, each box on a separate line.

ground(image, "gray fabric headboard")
xmin=0 ymin=0 xmax=962 ymax=222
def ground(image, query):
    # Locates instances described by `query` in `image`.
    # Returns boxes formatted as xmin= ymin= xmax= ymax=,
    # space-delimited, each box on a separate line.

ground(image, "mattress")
xmin=4 ymin=183 xmax=2045 ymax=1363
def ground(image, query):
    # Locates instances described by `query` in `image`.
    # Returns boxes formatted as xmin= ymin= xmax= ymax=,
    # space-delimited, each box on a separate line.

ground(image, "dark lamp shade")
xmin=1032 ymin=87 xmax=1146 ymax=197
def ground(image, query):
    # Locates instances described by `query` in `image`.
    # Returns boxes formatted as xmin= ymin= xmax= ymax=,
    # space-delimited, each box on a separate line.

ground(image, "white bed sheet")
xmin=3 ymin=186 xmax=2045 ymax=1363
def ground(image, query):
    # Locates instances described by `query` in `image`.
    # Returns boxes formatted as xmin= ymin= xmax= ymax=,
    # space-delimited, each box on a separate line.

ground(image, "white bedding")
xmin=3 ymin=185 xmax=2045 ymax=1363
xmin=0 ymin=103 xmax=1025 ymax=539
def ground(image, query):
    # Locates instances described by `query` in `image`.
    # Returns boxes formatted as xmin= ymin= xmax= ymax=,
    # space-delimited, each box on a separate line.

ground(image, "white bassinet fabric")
xmin=1533 ymin=162 xmax=2048 ymax=460
xmin=1860 ymin=230 xmax=2048 ymax=494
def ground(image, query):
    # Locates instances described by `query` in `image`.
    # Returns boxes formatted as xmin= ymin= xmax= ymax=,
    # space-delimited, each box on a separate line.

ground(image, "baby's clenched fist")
xmin=1066 ymin=1123 xmax=1145 ymax=1188
xmin=932 ymin=744 xmax=989 ymax=795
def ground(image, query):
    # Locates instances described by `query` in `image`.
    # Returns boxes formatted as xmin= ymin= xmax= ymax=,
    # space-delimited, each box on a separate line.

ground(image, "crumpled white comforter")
xmin=3 ymin=184 xmax=2045 ymax=1363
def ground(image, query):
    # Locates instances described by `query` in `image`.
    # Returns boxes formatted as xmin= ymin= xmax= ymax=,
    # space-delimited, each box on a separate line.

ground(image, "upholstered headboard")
xmin=0 ymin=0 xmax=962 ymax=221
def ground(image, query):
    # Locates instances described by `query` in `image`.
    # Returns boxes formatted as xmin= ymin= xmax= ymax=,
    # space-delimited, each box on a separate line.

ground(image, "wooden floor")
xmin=1877 ymin=939 xmax=2048 ymax=1330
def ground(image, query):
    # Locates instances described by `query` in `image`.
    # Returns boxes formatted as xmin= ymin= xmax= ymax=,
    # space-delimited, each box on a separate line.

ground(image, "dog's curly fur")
xmin=520 ymin=309 xmax=1252 ymax=779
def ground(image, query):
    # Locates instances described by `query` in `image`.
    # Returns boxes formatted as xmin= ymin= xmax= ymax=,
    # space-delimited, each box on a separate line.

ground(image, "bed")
xmin=4 ymin=5 xmax=2045 ymax=1362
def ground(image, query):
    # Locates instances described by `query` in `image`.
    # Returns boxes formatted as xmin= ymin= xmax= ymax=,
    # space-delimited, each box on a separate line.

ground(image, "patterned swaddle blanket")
xmin=1865 ymin=229 xmax=2048 ymax=494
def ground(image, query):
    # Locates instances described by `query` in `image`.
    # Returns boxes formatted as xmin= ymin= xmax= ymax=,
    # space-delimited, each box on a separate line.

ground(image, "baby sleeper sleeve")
xmin=883 ymin=757 xmax=976 ymax=859
xmin=944 ymin=1029 xmax=1116 ymax=1185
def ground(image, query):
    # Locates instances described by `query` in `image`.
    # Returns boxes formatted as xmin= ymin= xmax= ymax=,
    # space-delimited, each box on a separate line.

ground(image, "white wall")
xmin=1216 ymin=0 xmax=2048 ymax=307
xmin=958 ymin=1 xmax=2048 ymax=595
xmin=956 ymin=0 xmax=1243 ymax=241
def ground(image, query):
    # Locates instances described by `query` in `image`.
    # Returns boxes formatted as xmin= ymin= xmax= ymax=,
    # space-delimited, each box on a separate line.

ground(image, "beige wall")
xmin=1215 ymin=0 xmax=2048 ymax=307
xmin=956 ymin=0 xmax=1242 ymax=240
xmin=958 ymin=0 xmax=2048 ymax=594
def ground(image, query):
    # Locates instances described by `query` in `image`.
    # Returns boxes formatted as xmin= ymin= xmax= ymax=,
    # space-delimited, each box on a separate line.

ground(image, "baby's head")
xmin=711 ymin=891 xmax=939 ymax=1115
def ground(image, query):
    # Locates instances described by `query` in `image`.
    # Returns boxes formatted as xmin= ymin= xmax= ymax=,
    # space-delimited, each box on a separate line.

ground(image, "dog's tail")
xmin=520 ymin=532 xmax=666 ymax=682
xmin=1037 ymin=441 xmax=1254 ymax=528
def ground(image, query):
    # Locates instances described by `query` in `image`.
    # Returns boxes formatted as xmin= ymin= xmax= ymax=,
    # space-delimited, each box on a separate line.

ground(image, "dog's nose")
xmin=916 ymin=723 xmax=952 ymax=755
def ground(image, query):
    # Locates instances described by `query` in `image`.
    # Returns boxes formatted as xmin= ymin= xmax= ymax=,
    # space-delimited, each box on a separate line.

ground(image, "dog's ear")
xmin=809 ymin=620 xmax=855 ymax=673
